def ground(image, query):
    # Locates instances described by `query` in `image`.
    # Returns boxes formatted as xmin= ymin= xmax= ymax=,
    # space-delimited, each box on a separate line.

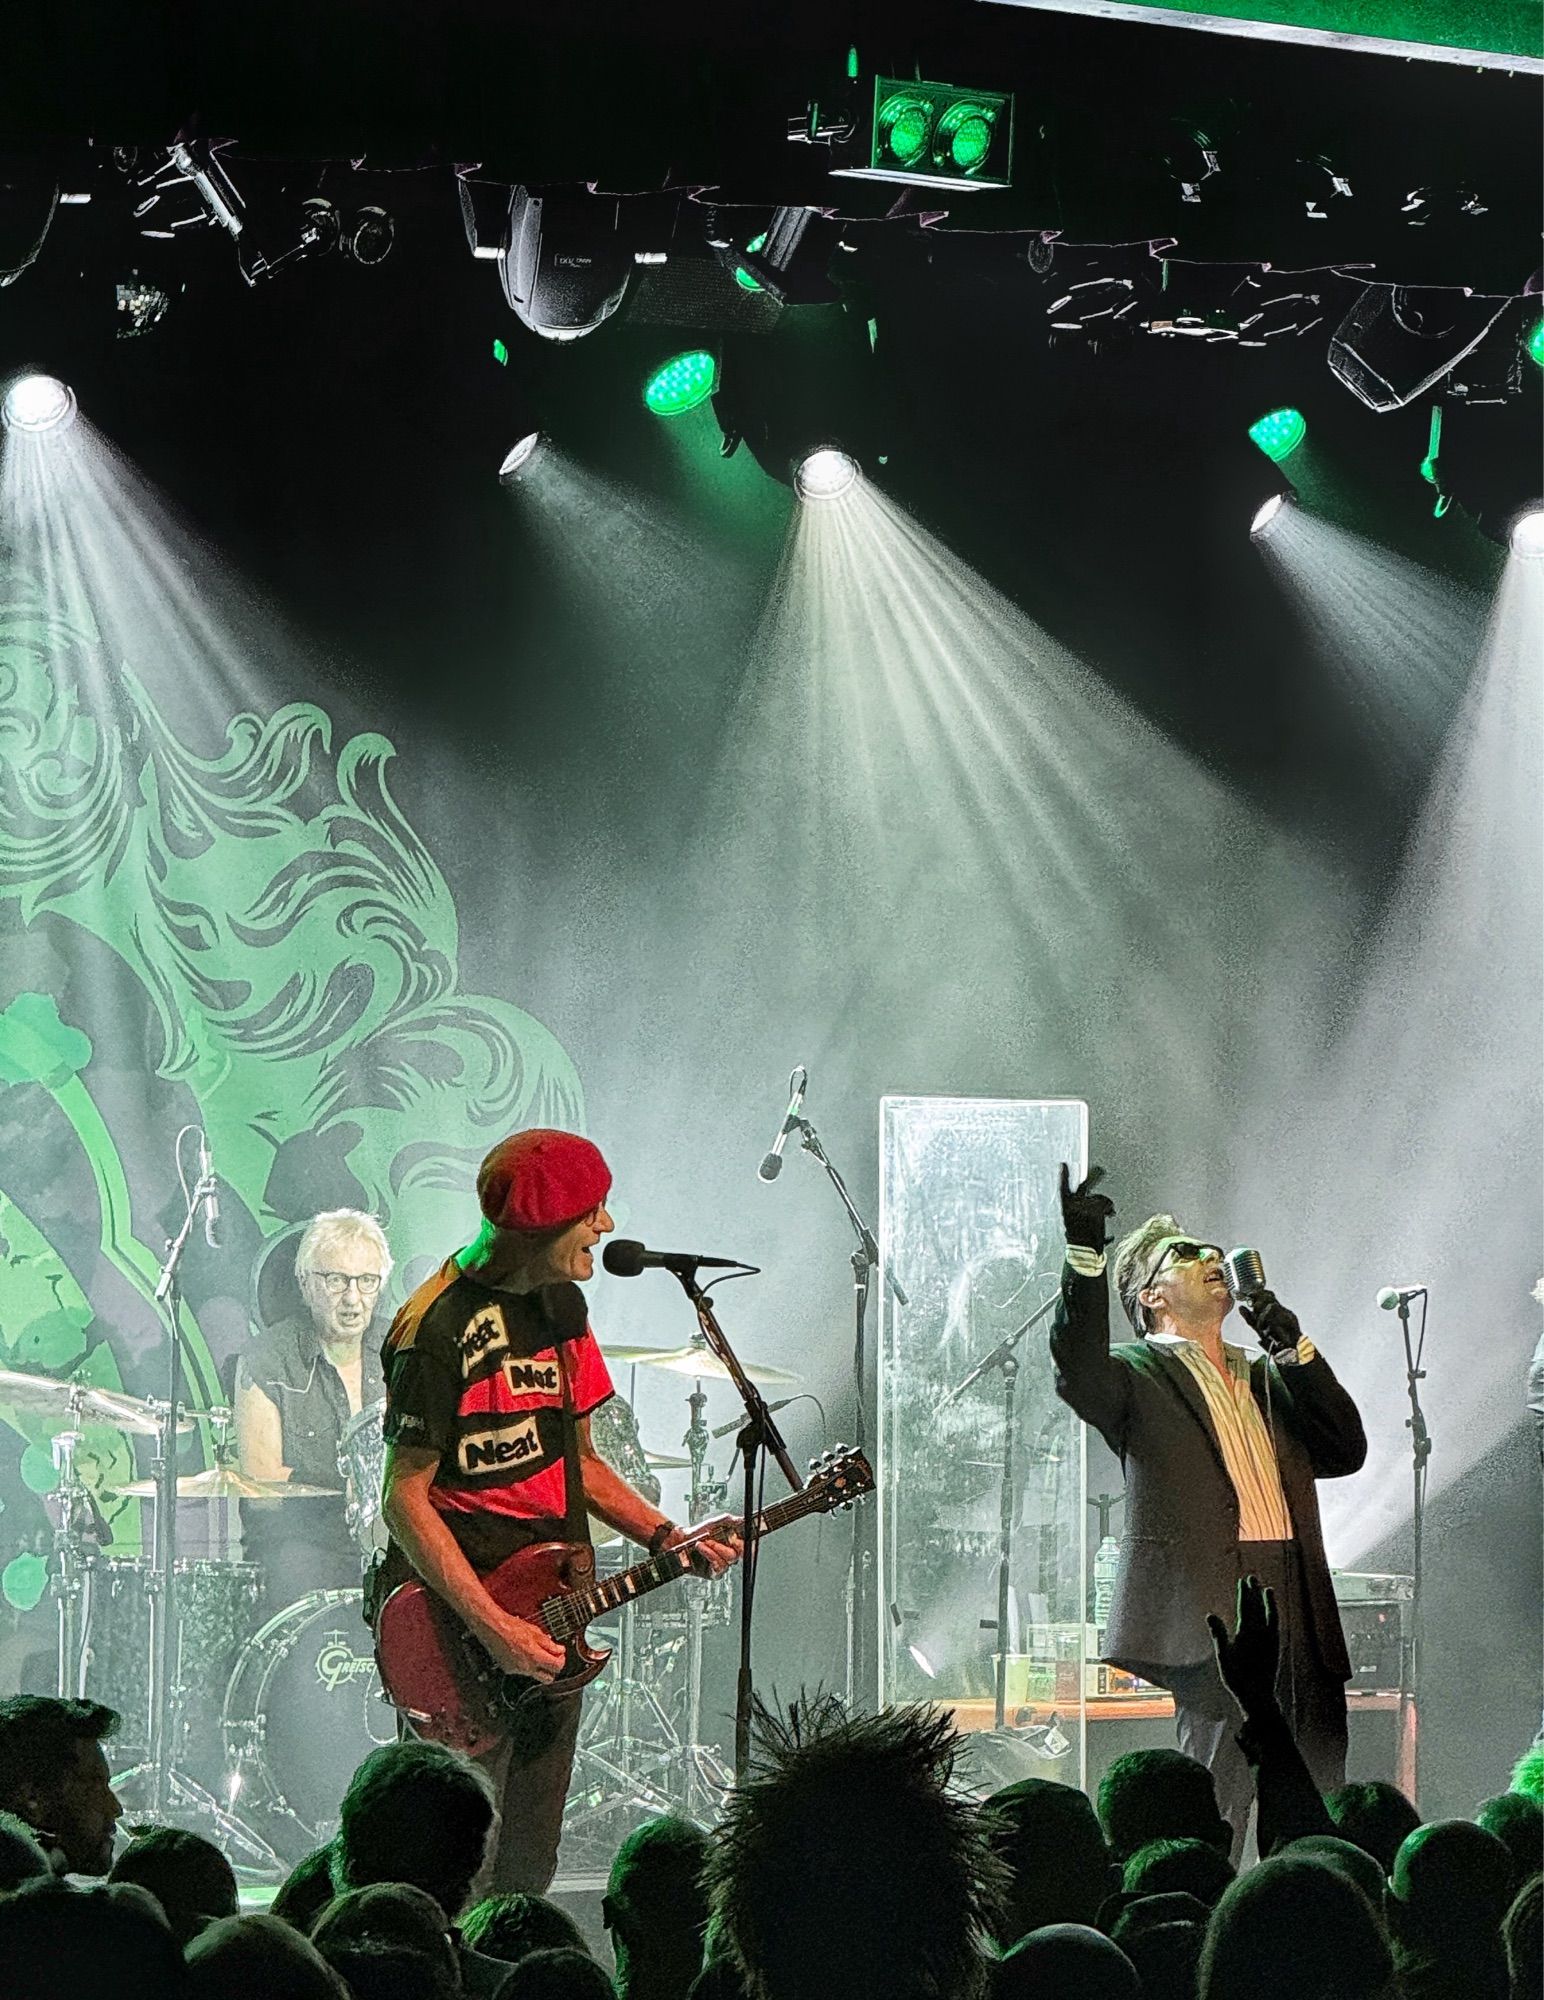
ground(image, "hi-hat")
xmin=643 ymin=1448 xmax=691 ymax=1470
xmin=113 ymin=1468 xmax=341 ymax=1501
xmin=638 ymin=1347 xmax=800 ymax=1387
xmin=0 ymin=1370 xmax=195 ymax=1438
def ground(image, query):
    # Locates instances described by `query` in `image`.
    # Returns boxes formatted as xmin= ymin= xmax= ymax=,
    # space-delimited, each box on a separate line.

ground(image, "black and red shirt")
xmin=380 ymin=1259 xmax=614 ymax=1573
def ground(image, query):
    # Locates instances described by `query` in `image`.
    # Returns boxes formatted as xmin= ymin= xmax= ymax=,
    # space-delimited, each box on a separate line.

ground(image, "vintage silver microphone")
xmin=1222 ymin=1246 xmax=1268 ymax=1305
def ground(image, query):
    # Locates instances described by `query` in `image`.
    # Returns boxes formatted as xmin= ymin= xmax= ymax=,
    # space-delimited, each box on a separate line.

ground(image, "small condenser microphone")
xmin=198 ymin=1130 xmax=221 ymax=1250
xmin=757 ymin=1066 xmax=808 ymax=1183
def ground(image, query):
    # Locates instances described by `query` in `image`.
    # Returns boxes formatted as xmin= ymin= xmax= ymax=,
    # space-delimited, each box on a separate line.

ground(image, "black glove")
xmin=1059 ymin=1163 xmax=1115 ymax=1253
xmin=1238 ymin=1289 xmax=1301 ymax=1357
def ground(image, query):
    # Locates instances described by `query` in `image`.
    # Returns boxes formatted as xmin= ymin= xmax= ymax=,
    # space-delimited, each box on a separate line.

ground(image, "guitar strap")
xmin=551 ymin=1311 xmax=593 ymax=1563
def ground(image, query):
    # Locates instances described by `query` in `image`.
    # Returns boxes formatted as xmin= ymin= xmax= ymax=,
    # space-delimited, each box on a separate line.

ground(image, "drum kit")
xmin=2 ymin=1329 xmax=799 ymax=1874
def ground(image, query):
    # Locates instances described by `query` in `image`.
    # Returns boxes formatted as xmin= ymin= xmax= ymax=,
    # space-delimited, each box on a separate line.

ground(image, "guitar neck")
xmin=554 ymin=1487 xmax=827 ymax=1632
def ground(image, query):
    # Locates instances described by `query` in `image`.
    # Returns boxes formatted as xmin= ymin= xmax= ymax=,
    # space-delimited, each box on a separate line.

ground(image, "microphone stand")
xmin=1394 ymin=1292 xmax=1432 ymax=1804
xmin=666 ymin=1266 xmax=803 ymax=1783
xmin=942 ymin=1290 xmax=1060 ymax=1731
xmin=790 ymin=1113 xmax=906 ymax=1713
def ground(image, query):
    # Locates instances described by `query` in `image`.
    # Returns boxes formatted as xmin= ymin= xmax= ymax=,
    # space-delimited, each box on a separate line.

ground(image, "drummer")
xmin=235 ymin=1209 xmax=389 ymax=1606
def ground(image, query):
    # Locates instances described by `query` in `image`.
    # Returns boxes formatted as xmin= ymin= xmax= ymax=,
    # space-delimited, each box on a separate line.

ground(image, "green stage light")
xmin=877 ymin=91 xmax=934 ymax=168
xmin=834 ymin=76 xmax=1013 ymax=191
xmin=1528 ymin=318 xmax=1544 ymax=369
xmin=935 ymin=101 xmax=996 ymax=176
xmin=1248 ymin=408 xmax=1306 ymax=463
xmin=735 ymin=232 xmax=769 ymax=293
xmin=644 ymin=349 xmax=717 ymax=417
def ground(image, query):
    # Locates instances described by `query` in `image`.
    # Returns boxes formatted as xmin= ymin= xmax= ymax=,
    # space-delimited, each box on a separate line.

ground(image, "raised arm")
xmin=1048 ymin=1164 xmax=1134 ymax=1451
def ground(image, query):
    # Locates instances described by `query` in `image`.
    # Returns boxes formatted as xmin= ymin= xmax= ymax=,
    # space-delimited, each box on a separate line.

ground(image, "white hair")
xmin=294 ymin=1208 xmax=394 ymax=1281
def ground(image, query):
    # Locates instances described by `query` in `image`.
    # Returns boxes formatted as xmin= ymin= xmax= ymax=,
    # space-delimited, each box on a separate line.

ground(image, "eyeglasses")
xmin=1145 ymin=1239 xmax=1223 ymax=1285
xmin=309 ymin=1271 xmax=383 ymax=1297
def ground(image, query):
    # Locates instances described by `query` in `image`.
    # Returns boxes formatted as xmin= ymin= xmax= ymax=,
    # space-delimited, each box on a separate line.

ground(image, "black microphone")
xmin=1222 ymin=1247 xmax=1267 ymax=1304
xmin=757 ymin=1066 xmax=808 ymax=1183
xmin=198 ymin=1130 xmax=220 ymax=1250
xmin=602 ymin=1239 xmax=744 ymax=1278
xmin=1377 ymin=1284 xmax=1428 ymax=1309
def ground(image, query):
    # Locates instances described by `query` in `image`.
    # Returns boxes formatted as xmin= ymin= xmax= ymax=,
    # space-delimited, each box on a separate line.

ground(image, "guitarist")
xmin=378 ymin=1128 xmax=738 ymax=1894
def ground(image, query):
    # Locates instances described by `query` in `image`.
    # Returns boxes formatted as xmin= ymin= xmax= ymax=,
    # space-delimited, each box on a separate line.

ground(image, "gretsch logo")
xmin=316 ymin=1631 xmax=377 ymax=1694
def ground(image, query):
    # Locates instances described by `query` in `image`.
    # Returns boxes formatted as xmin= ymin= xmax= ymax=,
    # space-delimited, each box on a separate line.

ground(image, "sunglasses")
xmin=1145 ymin=1239 xmax=1223 ymax=1285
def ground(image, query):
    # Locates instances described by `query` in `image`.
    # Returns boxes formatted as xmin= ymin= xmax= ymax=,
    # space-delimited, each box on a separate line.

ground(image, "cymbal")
xmin=113 ymin=1468 xmax=341 ymax=1501
xmin=642 ymin=1449 xmax=691 ymax=1470
xmin=600 ymin=1342 xmax=694 ymax=1365
xmin=638 ymin=1347 xmax=801 ymax=1387
xmin=0 ymin=1370 xmax=194 ymax=1438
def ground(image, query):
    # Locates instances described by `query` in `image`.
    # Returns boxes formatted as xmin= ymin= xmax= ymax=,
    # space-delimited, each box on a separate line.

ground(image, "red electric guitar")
xmin=374 ymin=1445 xmax=873 ymax=1756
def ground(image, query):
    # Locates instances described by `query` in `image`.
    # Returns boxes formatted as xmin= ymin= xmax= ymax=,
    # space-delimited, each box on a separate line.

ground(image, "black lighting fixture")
xmin=459 ymin=181 xmax=633 ymax=344
xmin=711 ymin=301 xmax=882 ymax=500
xmin=134 ymin=145 xmax=394 ymax=285
xmin=731 ymin=205 xmax=844 ymax=307
xmin=823 ymin=76 xmax=1014 ymax=192
xmin=1328 ymin=281 xmax=1519 ymax=413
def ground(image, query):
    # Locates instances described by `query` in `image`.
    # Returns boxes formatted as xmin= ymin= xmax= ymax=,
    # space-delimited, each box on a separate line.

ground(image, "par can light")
xmin=1250 ymin=492 xmax=1290 ymax=538
xmin=794 ymin=448 xmax=860 ymax=503
xmin=1509 ymin=505 xmax=1544 ymax=558
xmin=1248 ymin=408 xmax=1307 ymax=464
xmin=643 ymin=350 xmax=717 ymax=417
xmin=498 ymin=431 xmax=542 ymax=481
xmin=2 ymin=374 xmax=76 ymax=434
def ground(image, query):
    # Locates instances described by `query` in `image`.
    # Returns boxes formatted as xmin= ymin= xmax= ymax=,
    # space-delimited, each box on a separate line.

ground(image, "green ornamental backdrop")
xmin=0 ymin=564 xmax=582 ymax=1625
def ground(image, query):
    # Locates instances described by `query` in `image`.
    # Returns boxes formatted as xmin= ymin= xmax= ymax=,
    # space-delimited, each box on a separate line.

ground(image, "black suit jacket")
xmin=1050 ymin=1266 xmax=1366 ymax=1680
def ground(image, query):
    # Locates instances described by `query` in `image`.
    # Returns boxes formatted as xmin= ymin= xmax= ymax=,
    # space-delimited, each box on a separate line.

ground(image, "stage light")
xmin=1248 ymin=408 xmax=1306 ymax=463
xmin=0 ymin=178 xmax=58 ymax=287
xmin=733 ymin=233 xmax=770 ymax=294
xmin=1250 ymin=492 xmax=1289 ymax=537
xmin=498 ymin=432 xmax=542 ymax=480
xmin=1511 ymin=506 xmax=1544 ymax=558
xmin=1528 ymin=318 xmax=1544 ymax=369
xmin=794 ymin=447 xmax=860 ymax=502
xmin=876 ymin=90 xmax=934 ymax=170
xmin=344 ymin=205 xmax=394 ymax=267
xmin=831 ymin=76 xmax=1014 ymax=191
xmin=2 ymin=374 xmax=77 ymax=434
xmin=1328 ymin=281 xmax=1515 ymax=414
xmin=907 ymin=1643 xmax=938 ymax=1679
xmin=643 ymin=350 xmax=717 ymax=417
xmin=500 ymin=186 xmax=632 ymax=343
xmin=735 ymin=206 xmax=842 ymax=307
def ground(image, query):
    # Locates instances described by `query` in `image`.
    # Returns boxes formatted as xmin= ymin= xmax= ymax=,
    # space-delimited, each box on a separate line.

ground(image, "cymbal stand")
xmin=49 ymin=1406 xmax=96 ymax=1699
xmin=674 ymin=1390 xmax=733 ymax=1820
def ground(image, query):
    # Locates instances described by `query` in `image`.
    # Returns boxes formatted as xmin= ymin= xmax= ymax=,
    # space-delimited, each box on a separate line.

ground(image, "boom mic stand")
xmin=786 ymin=1113 xmax=906 ymax=1713
xmin=943 ymin=1290 xmax=1060 ymax=1731
xmin=665 ymin=1266 xmax=803 ymax=1783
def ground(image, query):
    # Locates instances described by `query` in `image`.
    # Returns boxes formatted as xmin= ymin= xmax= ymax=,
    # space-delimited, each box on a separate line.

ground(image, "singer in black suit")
xmin=1051 ymin=1168 xmax=1367 ymax=1852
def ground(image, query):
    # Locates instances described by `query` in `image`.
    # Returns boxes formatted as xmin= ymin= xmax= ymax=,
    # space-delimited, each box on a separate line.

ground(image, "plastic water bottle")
xmin=1093 ymin=1534 xmax=1121 ymax=1633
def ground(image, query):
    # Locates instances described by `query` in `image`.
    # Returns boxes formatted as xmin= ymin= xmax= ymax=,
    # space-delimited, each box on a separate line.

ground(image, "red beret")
xmin=476 ymin=1129 xmax=612 ymax=1233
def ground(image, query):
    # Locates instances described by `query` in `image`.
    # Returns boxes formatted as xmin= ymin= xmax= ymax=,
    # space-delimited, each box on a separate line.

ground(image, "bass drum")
xmin=222 ymin=1589 xmax=395 ymax=1860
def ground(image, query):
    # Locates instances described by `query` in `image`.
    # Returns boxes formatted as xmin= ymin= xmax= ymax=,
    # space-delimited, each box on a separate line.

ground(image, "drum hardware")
xmin=0 ymin=1368 xmax=197 ymax=1438
xmin=111 ymin=1468 xmax=342 ymax=1501
xmin=636 ymin=1345 xmax=801 ymax=1387
xmin=337 ymin=1399 xmax=387 ymax=1564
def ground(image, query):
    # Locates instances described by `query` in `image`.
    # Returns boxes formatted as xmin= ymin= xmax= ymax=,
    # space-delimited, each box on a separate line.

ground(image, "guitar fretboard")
xmin=542 ymin=1481 xmax=846 ymax=1640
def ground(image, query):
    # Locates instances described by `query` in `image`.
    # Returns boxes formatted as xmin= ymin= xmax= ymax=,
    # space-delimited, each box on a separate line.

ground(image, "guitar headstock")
xmin=804 ymin=1444 xmax=874 ymax=1511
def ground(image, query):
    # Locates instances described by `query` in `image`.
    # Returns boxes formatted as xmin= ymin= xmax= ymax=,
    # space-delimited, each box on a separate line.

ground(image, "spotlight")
xmin=2 ymin=374 xmax=76 ymax=434
xmin=733 ymin=231 xmax=769 ymax=293
xmin=829 ymin=76 xmax=1014 ymax=192
xmin=735 ymin=206 xmax=842 ymax=308
xmin=344 ymin=206 xmax=394 ymax=267
xmin=1250 ymin=492 xmax=1290 ymax=538
xmin=1248 ymin=408 xmax=1307 ymax=463
xmin=1528 ymin=318 xmax=1544 ymax=370
xmin=907 ymin=1643 xmax=938 ymax=1680
xmin=500 ymin=186 xmax=632 ymax=343
xmin=1328 ymin=281 xmax=1515 ymax=413
xmin=794 ymin=447 xmax=860 ymax=502
xmin=643 ymin=349 xmax=717 ymax=417
xmin=498 ymin=431 xmax=542 ymax=481
xmin=1510 ymin=506 xmax=1544 ymax=558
